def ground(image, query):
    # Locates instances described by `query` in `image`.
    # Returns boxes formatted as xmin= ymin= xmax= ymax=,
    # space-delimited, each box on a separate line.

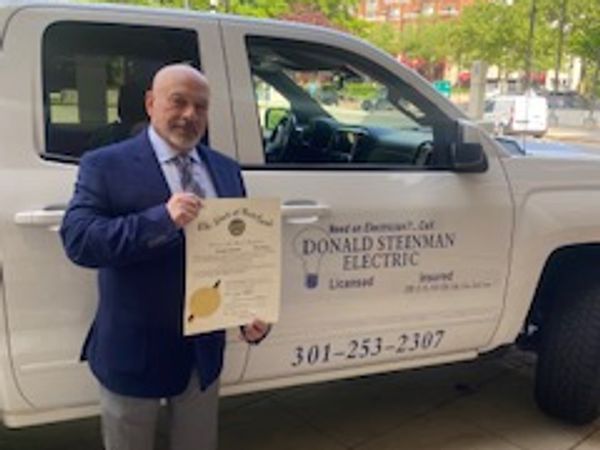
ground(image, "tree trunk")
xmin=499 ymin=66 xmax=507 ymax=94
xmin=584 ymin=54 xmax=599 ymax=127
xmin=524 ymin=0 xmax=537 ymax=93
xmin=588 ymin=57 xmax=599 ymax=119
xmin=553 ymin=0 xmax=567 ymax=94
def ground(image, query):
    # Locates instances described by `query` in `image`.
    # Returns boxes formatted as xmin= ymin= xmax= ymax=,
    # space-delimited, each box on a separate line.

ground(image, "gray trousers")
xmin=99 ymin=376 xmax=219 ymax=450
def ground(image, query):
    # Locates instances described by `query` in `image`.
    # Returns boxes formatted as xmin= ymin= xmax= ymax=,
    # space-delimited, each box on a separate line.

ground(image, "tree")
xmin=398 ymin=19 xmax=454 ymax=80
xmin=279 ymin=3 xmax=341 ymax=29
xmin=455 ymin=1 xmax=521 ymax=73
xmin=295 ymin=0 xmax=361 ymax=26
xmin=77 ymin=0 xmax=208 ymax=8
xmin=567 ymin=0 xmax=600 ymax=101
xmin=361 ymin=22 xmax=403 ymax=56
xmin=452 ymin=0 xmax=559 ymax=90
xmin=226 ymin=0 xmax=291 ymax=17
xmin=81 ymin=0 xmax=366 ymax=30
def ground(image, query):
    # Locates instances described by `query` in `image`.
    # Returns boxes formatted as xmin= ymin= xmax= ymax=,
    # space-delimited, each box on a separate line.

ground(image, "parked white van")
xmin=2 ymin=0 xmax=600 ymax=429
xmin=483 ymin=94 xmax=549 ymax=137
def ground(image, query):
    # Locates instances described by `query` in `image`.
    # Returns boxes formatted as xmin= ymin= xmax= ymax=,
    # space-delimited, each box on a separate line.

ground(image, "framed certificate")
xmin=183 ymin=198 xmax=281 ymax=335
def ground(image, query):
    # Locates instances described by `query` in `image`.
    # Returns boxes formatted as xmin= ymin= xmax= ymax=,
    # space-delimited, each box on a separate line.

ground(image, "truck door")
xmin=221 ymin=20 xmax=514 ymax=385
xmin=0 ymin=6 xmax=244 ymax=415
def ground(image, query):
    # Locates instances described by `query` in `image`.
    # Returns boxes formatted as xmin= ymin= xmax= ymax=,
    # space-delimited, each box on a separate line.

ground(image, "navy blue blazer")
xmin=60 ymin=130 xmax=246 ymax=398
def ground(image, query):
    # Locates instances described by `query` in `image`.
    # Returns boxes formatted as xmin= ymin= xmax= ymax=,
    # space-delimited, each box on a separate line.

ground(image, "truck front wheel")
xmin=535 ymin=273 xmax=600 ymax=424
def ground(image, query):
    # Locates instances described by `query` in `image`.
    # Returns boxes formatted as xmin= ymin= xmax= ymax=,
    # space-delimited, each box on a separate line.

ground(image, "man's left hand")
xmin=241 ymin=319 xmax=271 ymax=345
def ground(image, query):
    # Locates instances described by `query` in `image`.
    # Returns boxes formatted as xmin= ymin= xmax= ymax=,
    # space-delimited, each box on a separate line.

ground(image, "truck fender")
xmin=485 ymin=189 xmax=600 ymax=350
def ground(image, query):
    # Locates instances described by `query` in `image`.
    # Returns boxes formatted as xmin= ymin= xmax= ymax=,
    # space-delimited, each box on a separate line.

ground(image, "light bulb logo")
xmin=293 ymin=226 xmax=331 ymax=289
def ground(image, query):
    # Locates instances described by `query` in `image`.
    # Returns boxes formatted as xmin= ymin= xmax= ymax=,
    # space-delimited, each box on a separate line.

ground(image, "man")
xmin=60 ymin=64 xmax=270 ymax=450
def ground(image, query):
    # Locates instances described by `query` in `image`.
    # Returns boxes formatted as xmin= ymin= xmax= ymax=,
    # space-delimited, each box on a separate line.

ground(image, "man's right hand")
xmin=166 ymin=192 xmax=202 ymax=228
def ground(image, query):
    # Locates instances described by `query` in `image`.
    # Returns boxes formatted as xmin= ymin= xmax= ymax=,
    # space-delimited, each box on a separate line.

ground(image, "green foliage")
xmin=454 ymin=0 xmax=523 ymax=71
xmin=400 ymin=19 xmax=453 ymax=64
xmin=360 ymin=22 xmax=402 ymax=55
xmin=296 ymin=0 xmax=359 ymax=22
xmin=77 ymin=0 xmax=207 ymax=8
xmin=264 ymin=107 xmax=289 ymax=130
xmin=79 ymin=0 xmax=365 ymax=30
xmin=450 ymin=0 xmax=581 ymax=74
xmin=78 ymin=0 xmax=600 ymax=94
xmin=552 ymin=0 xmax=600 ymax=97
xmin=568 ymin=0 xmax=600 ymax=62
xmin=228 ymin=0 xmax=291 ymax=17
xmin=341 ymin=82 xmax=378 ymax=100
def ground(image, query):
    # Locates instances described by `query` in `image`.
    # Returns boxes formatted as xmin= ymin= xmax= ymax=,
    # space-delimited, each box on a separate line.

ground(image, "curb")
xmin=546 ymin=130 xmax=600 ymax=146
xmin=546 ymin=136 xmax=600 ymax=146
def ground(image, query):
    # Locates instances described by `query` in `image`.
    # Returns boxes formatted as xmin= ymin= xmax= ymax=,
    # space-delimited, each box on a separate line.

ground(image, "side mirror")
xmin=450 ymin=122 xmax=488 ymax=173
xmin=265 ymin=107 xmax=289 ymax=131
xmin=452 ymin=142 xmax=488 ymax=172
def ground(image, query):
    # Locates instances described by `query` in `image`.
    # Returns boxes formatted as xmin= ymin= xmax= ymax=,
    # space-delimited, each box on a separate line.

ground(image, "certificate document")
xmin=183 ymin=198 xmax=281 ymax=335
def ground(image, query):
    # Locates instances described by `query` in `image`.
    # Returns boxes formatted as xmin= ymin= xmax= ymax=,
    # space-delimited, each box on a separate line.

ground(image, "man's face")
xmin=146 ymin=69 xmax=209 ymax=152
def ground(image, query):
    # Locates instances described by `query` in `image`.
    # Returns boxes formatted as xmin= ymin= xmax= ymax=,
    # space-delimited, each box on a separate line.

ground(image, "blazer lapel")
xmin=130 ymin=130 xmax=172 ymax=205
xmin=198 ymin=144 xmax=228 ymax=197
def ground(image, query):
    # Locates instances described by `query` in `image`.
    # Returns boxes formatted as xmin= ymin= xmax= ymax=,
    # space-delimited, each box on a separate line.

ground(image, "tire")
xmin=535 ymin=271 xmax=600 ymax=424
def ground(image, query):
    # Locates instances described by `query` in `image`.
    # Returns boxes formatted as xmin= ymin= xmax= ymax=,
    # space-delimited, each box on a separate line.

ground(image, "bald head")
xmin=145 ymin=64 xmax=210 ymax=152
xmin=151 ymin=64 xmax=209 ymax=94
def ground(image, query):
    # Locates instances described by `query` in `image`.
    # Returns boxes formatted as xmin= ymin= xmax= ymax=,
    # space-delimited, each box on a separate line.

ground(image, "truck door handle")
xmin=282 ymin=201 xmax=331 ymax=224
xmin=14 ymin=208 xmax=66 ymax=229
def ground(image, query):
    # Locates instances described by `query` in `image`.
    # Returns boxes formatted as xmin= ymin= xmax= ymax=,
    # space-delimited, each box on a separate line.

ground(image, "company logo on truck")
xmin=293 ymin=220 xmax=456 ymax=290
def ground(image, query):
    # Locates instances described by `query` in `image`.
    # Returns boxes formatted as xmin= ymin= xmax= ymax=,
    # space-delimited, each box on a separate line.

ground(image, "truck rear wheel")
xmin=535 ymin=273 xmax=600 ymax=424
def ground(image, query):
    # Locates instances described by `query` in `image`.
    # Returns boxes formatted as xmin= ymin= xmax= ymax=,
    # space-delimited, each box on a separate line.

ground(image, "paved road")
xmin=546 ymin=126 xmax=600 ymax=148
xmin=2 ymin=349 xmax=600 ymax=450
xmin=575 ymin=141 xmax=600 ymax=151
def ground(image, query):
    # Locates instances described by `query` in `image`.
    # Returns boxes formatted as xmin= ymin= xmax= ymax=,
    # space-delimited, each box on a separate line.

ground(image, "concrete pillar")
xmin=468 ymin=60 xmax=488 ymax=120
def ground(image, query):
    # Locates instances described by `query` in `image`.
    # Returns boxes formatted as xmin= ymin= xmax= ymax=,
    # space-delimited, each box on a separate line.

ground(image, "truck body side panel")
xmin=488 ymin=155 xmax=600 ymax=349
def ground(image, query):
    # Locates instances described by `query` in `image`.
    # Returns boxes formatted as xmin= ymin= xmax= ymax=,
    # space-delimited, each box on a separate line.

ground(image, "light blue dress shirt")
xmin=148 ymin=126 xmax=217 ymax=198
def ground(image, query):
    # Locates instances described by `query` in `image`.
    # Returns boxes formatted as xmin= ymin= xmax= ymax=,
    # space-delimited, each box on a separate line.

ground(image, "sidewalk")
xmin=546 ymin=125 xmax=600 ymax=146
xmin=2 ymin=351 xmax=599 ymax=449
xmin=218 ymin=350 xmax=599 ymax=450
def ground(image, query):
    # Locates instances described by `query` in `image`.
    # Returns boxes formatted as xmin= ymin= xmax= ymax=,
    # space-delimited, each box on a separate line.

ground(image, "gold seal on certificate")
xmin=183 ymin=198 xmax=281 ymax=335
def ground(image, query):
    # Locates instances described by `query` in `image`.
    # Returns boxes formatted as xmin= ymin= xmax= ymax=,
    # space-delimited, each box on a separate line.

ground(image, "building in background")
xmin=356 ymin=0 xmax=582 ymax=99
xmin=358 ymin=0 xmax=476 ymax=29
xmin=357 ymin=0 xmax=476 ymax=84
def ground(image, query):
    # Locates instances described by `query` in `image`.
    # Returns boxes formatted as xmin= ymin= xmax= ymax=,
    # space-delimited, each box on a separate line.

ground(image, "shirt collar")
xmin=148 ymin=125 xmax=201 ymax=164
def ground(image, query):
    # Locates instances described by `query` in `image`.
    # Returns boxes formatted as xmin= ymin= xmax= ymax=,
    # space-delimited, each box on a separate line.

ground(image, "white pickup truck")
xmin=1 ymin=1 xmax=599 ymax=428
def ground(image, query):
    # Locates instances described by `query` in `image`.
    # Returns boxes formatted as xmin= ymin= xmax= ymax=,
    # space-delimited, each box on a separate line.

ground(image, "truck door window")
xmin=42 ymin=22 xmax=200 ymax=162
xmin=246 ymin=36 xmax=451 ymax=168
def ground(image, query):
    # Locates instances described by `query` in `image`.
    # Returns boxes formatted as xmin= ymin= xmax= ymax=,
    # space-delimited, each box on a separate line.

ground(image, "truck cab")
xmin=0 ymin=1 xmax=599 ymax=428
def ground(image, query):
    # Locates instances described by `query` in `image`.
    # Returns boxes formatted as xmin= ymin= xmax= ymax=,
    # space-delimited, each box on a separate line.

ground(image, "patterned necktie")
xmin=173 ymin=154 xmax=205 ymax=197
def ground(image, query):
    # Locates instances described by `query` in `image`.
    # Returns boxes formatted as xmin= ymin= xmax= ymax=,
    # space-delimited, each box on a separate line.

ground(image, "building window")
xmin=422 ymin=3 xmax=435 ymax=15
xmin=441 ymin=5 xmax=458 ymax=16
